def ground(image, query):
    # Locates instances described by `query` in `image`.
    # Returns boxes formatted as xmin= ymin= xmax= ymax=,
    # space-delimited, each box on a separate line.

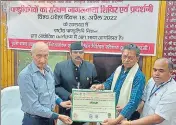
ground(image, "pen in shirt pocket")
xmin=87 ymin=77 xmax=92 ymax=84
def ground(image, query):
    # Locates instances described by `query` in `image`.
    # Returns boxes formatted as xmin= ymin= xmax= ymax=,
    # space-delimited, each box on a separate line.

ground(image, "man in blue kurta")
xmin=91 ymin=44 xmax=146 ymax=125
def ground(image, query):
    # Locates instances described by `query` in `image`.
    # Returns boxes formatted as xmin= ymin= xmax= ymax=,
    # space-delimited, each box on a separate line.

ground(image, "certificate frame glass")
xmin=71 ymin=89 xmax=116 ymax=122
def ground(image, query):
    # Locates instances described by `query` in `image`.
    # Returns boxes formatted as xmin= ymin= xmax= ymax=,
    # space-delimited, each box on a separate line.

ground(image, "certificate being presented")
xmin=71 ymin=89 xmax=116 ymax=122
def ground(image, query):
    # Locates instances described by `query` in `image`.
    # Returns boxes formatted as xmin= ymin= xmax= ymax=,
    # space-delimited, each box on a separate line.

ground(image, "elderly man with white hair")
xmin=18 ymin=42 xmax=73 ymax=125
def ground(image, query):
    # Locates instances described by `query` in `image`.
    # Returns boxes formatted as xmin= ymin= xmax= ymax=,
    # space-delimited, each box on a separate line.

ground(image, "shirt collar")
xmin=71 ymin=59 xmax=83 ymax=68
xmin=156 ymin=77 xmax=172 ymax=88
xmin=122 ymin=65 xmax=131 ymax=73
xmin=31 ymin=61 xmax=50 ymax=73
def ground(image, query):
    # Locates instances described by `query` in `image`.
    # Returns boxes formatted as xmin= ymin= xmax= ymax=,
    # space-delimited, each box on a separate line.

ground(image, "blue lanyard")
xmin=148 ymin=78 xmax=172 ymax=101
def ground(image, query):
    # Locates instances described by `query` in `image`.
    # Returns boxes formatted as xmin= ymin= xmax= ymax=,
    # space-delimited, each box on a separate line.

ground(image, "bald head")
xmin=155 ymin=58 xmax=173 ymax=71
xmin=31 ymin=42 xmax=49 ymax=70
xmin=31 ymin=42 xmax=49 ymax=54
xmin=152 ymin=58 xmax=173 ymax=85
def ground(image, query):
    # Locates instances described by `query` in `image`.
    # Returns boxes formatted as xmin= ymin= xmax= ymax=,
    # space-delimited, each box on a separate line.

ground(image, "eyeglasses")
xmin=72 ymin=50 xmax=84 ymax=54
xmin=122 ymin=55 xmax=136 ymax=60
xmin=36 ymin=54 xmax=49 ymax=59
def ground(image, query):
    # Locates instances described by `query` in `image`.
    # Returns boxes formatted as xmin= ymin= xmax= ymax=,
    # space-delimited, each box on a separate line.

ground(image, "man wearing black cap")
xmin=54 ymin=41 xmax=97 ymax=125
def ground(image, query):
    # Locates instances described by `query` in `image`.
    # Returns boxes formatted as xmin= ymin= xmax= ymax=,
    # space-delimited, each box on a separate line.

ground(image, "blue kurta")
xmin=104 ymin=66 xmax=145 ymax=119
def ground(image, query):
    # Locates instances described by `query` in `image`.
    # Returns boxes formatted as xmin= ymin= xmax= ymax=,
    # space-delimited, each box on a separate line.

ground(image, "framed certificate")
xmin=71 ymin=89 xmax=116 ymax=122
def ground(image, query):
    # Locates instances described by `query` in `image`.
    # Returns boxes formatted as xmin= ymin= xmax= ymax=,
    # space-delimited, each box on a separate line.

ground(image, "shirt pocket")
xmin=149 ymin=92 xmax=163 ymax=111
xmin=46 ymin=77 xmax=55 ymax=91
xmin=32 ymin=75 xmax=50 ymax=102
xmin=32 ymin=76 xmax=48 ymax=96
xmin=33 ymin=78 xmax=47 ymax=94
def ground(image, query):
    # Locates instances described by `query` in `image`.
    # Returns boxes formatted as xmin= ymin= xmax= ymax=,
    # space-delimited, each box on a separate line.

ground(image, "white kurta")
xmin=141 ymin=78 xmax=176 ymax=125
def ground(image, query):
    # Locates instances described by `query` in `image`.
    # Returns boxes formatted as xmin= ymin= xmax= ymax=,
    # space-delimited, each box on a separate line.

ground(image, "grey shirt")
xmin=18 ymin=61 xmax=62 ymax=118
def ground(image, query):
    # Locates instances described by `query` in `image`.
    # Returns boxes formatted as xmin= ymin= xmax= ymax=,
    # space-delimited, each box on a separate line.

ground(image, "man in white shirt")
xmin=120 ymin=58 xmax=176 ymax=125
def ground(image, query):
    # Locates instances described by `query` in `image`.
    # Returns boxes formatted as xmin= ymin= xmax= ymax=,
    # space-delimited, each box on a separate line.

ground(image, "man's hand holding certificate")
xmin=71 ymin=89 xmax=116 ymax=122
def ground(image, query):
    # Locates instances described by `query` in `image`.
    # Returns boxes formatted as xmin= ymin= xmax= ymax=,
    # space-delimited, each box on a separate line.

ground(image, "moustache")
xmin=75 ymin=56 xmax=82 ymax=60
xmin=123 ymin=63 xmax=130 ymax=64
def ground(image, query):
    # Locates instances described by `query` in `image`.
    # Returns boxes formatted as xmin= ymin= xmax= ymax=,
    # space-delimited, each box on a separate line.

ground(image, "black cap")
xmin=70 ymin=41 xmax=83 ymax=50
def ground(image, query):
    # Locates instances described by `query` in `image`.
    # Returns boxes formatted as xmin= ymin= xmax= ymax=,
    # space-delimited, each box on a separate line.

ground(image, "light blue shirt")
xmin=141 ymin=78 xmax=176 ymax=125
xmin=18 ymin=61 xmax=62 ymax=119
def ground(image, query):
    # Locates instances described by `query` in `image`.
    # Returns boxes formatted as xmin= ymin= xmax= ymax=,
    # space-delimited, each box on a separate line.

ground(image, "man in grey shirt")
xmin=18 ymin=42 xmax=73 ymax=125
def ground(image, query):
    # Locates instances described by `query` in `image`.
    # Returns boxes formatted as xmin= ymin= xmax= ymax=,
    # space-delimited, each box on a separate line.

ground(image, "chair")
xmin=1 ymin=86 xmax=23 ymax=125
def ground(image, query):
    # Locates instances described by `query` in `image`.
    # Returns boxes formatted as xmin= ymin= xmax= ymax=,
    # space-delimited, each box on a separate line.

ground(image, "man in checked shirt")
xmin=91 ymin=43 xmax=146 ymax=125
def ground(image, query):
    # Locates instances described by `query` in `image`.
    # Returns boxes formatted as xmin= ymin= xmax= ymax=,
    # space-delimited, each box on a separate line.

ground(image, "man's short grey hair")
xmin=122 ymin=43 xmax=140 ymax=57
xmin=164 ymin=58 xmax=174 ymax=70
xmin=168 ymin=59 xmax=174 ymax=70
